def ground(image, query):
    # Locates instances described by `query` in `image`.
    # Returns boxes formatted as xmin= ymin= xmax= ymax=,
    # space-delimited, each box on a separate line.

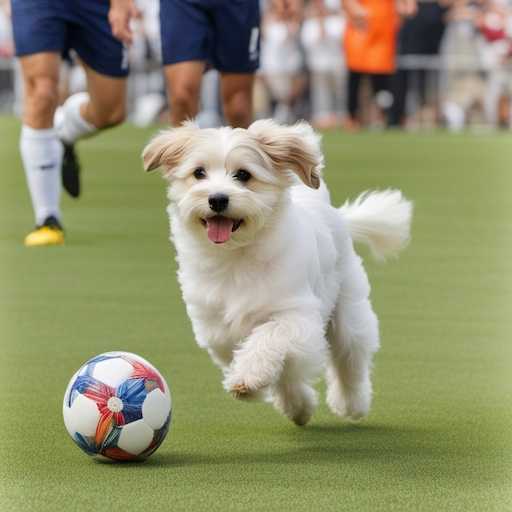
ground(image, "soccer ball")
xmin=63 ymin=351 xmax=172 ymax=461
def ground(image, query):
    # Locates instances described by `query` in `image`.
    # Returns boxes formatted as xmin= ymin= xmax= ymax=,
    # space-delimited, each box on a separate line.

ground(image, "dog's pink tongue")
xmin=206 ymin=216 xmax=234 ymax=243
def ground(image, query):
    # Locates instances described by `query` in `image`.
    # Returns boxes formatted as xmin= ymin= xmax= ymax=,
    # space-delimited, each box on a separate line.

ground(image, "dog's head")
xmin=142 ymin=119 xmax=323 ymax=248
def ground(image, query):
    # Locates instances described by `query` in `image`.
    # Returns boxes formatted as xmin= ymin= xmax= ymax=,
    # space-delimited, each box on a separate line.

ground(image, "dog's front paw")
xmin=223 ymin=374 xmax=257 ymax=400
xmin=223 ymin=351 xmax=283 ymax=400
xmin=229 ymin=382 xmax=252 ymax=400
xmin=223 ymin=372 xmax=269 ymax=401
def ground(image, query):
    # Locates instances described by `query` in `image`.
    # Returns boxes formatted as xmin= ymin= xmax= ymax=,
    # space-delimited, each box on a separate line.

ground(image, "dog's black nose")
xmin=208 ymin=193 xmax=229 ymax=213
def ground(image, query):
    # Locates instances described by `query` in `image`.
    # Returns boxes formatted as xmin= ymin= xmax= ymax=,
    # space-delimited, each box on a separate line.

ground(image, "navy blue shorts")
xmin=160 ymin=0 xmax=260 ymax=73
xmin=11 ymin=0 xmax=128 ymax=78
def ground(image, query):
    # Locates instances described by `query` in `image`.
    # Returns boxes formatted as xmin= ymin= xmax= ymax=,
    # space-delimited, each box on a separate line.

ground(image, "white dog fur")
xmin=142 ymin=119 xmax=412 ymax=426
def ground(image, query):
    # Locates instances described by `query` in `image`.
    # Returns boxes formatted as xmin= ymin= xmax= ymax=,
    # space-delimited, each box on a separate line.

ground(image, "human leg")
xmin=55 ymin=61 xmax=127 ymax=144
xmin=310 ymin=71 xmax=339 ymax=129
xmin=345 ymin=70 xmax=362 ymax=130
xmin=159 ymin=0 xmax=211 ymax=125
xmin=51 ymin=0 xmax=129 ymax=197
xmin=163 ymin=61 xmax=205 ymax=126
xmin=11 ymin=0 xmax=68 ymax=244
xmin=213 ymin=0 xmax=259 ymax=127
xmin=220 ymin=72 xmax=254 ymax=128
xmin=18 ymin=52 xmax=64 ymax=245
xmin=388 ymin=69 xmax=408 ymax=127
xmin=20 ymin=52 xmax=60 ymax=129
xmin=53 ymin=63 xmax=127 ymax=198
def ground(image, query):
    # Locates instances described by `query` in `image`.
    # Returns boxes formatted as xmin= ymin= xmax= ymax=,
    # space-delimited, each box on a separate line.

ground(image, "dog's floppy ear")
xmin=248 ymin=119 xmax=324 ymax=189
xmin=142 ymin=122 xmax=198 ymax=178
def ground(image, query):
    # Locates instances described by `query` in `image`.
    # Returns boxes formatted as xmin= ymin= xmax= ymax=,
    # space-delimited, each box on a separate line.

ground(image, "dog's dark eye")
xmin=234 ymin=169 xmax=252 ymax=183
xmin=193 ymin=167 xmax=207 ymax=180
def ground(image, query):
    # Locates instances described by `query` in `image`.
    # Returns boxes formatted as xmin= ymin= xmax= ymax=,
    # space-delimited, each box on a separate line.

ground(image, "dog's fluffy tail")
xmin=340 ymin=189 xmax=413 ymax=261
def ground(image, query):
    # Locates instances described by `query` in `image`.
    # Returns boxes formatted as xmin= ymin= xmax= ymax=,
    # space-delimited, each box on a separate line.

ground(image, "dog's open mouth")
xmin=200 ymin=216 xmax=243 ymax=244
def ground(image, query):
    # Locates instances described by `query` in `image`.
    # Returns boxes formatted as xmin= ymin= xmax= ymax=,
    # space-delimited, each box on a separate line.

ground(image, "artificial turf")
xmin=0 ymin=116 xmax=511 ymax=511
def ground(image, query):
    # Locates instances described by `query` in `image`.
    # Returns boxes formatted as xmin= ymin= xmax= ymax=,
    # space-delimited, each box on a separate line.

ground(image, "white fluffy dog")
xmin=142 ymin=120 xmax=412 ymax=426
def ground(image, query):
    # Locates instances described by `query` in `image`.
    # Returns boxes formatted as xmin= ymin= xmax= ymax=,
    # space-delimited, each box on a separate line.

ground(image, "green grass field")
xmin=1 ymin=116 xmax=511 ymax=511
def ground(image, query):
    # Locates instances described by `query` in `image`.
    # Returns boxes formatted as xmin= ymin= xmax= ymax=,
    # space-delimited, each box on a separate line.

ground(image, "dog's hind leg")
xmin=271 ymin=377 xmax=318 ymax=426
xmin=326 ymin=257 xmax=380 ymax=420
xmin=271 ymin=350 xmax=324 ymax=426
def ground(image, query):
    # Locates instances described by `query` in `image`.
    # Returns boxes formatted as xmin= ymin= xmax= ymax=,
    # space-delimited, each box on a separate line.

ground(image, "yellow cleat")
xmin=24 ymin=226 xmax=64 ymax=247
xmin=24 ymin=216 xmax=64 ymax=247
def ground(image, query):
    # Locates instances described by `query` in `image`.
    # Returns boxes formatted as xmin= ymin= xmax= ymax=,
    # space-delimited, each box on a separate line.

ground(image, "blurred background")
xmin=1 ymin=0 xmax=512 ymax=132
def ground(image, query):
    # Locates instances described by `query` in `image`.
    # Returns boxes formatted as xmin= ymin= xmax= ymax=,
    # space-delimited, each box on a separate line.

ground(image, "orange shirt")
xmin=344 ymin=0 xmax=399 ymax=74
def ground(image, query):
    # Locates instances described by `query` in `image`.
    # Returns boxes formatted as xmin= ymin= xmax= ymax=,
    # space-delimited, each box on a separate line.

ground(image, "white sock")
xmin=54 ymin=92 xmax=96 ymax=145
xmin=20 ymin=125 xmax=64 ymax=225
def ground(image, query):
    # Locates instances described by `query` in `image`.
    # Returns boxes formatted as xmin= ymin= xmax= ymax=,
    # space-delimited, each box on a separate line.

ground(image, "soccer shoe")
xmin=24 ymin=216 xmax=64 ymax=247
xmin=62 ymin=143 xmax=81 ymax=198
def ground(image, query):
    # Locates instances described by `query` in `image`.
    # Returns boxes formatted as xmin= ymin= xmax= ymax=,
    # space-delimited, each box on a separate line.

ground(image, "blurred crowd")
xmin=1 ymin=0 xmax=512 ymax=131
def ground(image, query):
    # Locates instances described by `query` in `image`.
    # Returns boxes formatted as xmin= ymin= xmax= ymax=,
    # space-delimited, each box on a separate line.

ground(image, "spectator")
xmin=478 ymin=0 xmax=512 ymax=128
xmin=342 ymin=0 xmax=416 ymax=130
xmin=3 ymin=0 xmax=512 ymax=133
xmin=301 ymin=0 xmax=346 ymax=128
xmin=441 ymin=0 xmax=486 ymax=131
xmin=130 ymin=0 xmax=167 ymax=127
xmin=260 ymin=0 xmax=306 ymax=123
xmin=389 ymin=0 xmax=449 ymax=128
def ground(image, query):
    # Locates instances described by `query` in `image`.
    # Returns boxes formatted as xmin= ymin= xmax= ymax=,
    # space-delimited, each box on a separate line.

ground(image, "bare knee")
xmin=24 ymin=76 xmax=59 ymax=127
xmin=170 ymin=84 xmax=200 ymax=124
xmin=86 ymin=102 xmax=126 ymax=129
xmin=97 ymin=107 xmax=125 ymax=129
xmin=223 ymin=92 xmax=252 ymax=128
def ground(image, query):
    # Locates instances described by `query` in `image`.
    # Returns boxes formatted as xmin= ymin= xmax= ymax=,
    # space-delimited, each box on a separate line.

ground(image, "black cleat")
xmin=62 ymin=143 xmax=81 ymax=198
xmin=40 ymin=215 xmax=63 ymax=230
